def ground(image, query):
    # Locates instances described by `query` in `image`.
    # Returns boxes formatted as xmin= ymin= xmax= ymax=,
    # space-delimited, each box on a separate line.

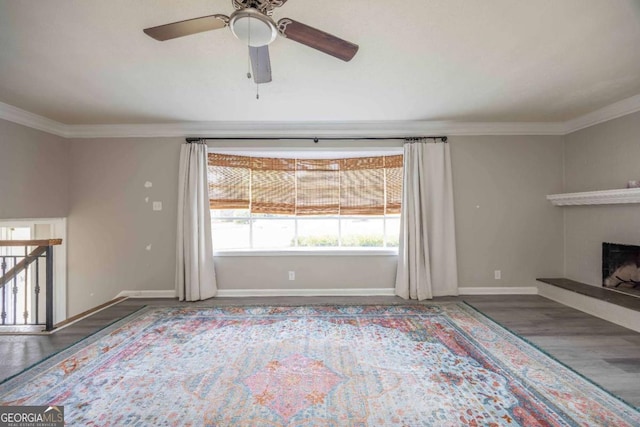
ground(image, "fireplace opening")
xmin=602 ymin=243 xmax=640 ymax=295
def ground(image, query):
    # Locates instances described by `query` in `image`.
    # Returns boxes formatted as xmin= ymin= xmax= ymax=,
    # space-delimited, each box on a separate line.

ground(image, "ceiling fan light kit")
xmin=143 ymin=0 xmax=359 ymax=85
xmin=229 ymin=8 xmax=277 ymax=47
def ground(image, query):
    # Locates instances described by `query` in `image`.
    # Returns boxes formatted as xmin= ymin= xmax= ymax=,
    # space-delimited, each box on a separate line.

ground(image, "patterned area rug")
xmin=1 ymin=303 xmax=639 ymax=426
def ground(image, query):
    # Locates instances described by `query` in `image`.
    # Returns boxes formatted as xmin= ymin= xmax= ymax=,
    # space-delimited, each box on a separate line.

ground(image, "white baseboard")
xmin=219 ymin=287 xmax=538 ymax=298
xmin=458 ymin=286 xmax=539 ymax=295
xmin=537 ymin=281 xmax=640 ymax=333
xmin=115 ymin=290 xmax=177 ymax=298
xmin=216 ymin=288 xmax=396 ymax=298
xmin=114 ymin=287 xmax=540 ymax=300
xmin=114 ymin=288 xmax=396 ymax=299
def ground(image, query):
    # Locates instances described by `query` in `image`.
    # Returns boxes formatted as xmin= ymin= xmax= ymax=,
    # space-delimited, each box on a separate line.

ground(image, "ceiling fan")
xmin=143 ymin=0 xmax=359 ymax=84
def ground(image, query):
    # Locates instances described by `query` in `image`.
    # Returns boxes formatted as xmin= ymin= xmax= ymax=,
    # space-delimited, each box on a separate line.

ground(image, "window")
xmin=208 ymin=152 xmax=402 ymax=251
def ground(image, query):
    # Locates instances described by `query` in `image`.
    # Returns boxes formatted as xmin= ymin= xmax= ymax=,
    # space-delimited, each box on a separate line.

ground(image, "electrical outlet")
xmin=288 ymin=271 xmax=295 ymax=281
xmin=153 ymin=201 xmax=162 ymax=211
xmin=494 ymin=270 xmax=501 ymax=280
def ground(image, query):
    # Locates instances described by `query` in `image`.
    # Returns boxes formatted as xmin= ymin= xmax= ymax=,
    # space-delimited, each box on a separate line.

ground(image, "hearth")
xmin=602 ymin=242 xmax=640 ymax=290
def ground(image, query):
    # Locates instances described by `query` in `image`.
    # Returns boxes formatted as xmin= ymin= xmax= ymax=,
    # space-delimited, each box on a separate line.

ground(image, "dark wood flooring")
xmin=1 ymin=295 xmax=639 ymax=407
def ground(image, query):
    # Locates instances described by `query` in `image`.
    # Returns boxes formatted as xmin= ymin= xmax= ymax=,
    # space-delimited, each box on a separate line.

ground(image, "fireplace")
xmin=602 ymin=242 xmax=640 ymax=289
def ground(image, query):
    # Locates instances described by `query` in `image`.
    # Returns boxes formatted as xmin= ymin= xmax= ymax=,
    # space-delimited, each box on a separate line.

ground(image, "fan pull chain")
xmin=256 ymin=84 xmax=260 ymax=100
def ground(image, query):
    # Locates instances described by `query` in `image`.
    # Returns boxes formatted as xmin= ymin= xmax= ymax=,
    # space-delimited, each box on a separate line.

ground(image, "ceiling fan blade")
xmin=249 ymin=46 xmax=272 ymax=84
xmin=277 ymin=19 xmax=358 ymax=62
xmin=144 ymin=15 xmax=228 ymax=41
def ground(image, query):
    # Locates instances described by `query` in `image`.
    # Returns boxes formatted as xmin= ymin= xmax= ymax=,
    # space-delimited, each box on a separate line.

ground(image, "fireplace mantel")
xmin=547 ymin=188 xmax=640 ymax=206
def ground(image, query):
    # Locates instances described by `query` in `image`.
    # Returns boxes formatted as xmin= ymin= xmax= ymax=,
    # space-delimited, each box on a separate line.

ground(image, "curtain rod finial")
xmin=185 ymin=137 xmax=202 ymax=143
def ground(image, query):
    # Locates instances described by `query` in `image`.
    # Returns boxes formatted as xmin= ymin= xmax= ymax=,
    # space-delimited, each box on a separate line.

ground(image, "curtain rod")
xmin=186 ymin=136 xmax=448 ymax=143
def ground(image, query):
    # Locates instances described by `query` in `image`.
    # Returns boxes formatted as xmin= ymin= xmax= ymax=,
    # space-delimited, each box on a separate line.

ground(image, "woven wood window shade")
xmin=296 ymin=159 xmax=340 ymax=215
xmin=207 ymin=153 xmax=403 ymax=216
xmin=251 ymin=157 xmax=296 ymax=214
xmin=385 ymin=155 xmax=403 ymax=214
xmin=207 ymin=153 xmax=250 ymax=209
xmin=340 ymin=157 xmax=385 ymax=215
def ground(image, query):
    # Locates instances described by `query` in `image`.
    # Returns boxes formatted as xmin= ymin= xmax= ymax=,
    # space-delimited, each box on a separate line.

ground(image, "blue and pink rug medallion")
xmin=1 ymin=303 xmax=638 ymax=426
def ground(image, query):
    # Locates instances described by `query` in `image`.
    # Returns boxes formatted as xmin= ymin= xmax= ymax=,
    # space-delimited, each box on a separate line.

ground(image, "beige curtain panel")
xmin=208 ymin=153 xmax=403 ymax=216
xmin=395 ymin=141 xmax=458 ymax=300
xmin=176 ymin=143 xmax=218 ymax=301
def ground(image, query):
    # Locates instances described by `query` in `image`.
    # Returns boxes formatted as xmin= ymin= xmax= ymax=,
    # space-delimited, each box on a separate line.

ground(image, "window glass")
xmin=296 ymin=218 xmax=340 ymax=247
xmin=385 ymin=217 xmax=401 ymax=247
xmin=252 ymin=219 xmax=296 ymax=249
xmin=211 ymin=209 xmax=249 ymax=218
xmin=0 ymin=227 xmax=31 ymax=256
xmin=341 ymin=218 xmax=384 ymax=247
xmin=211 ymin=218 xmax=250 ymax=250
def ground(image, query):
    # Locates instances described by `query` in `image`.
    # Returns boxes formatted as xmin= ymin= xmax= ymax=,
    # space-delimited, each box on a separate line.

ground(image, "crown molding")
xmin=563 ymin=93 xmax=640 ymax=134
xmin=63 ymin=120 xmax=566 ymax=139
xmin=443 ymin=121 xmax=566 ymax=136
xmin=0 ymin=101 xmax=67 ymax=137
xmin=2 ymin=94 xmax=640 ymax=139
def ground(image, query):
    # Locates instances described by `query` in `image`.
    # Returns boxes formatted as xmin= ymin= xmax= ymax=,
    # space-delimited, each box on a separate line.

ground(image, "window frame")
xmin=212 ymin=213 xmax=400 ymax=251
xmin=208 ymin=144 xmax=403 ymax=256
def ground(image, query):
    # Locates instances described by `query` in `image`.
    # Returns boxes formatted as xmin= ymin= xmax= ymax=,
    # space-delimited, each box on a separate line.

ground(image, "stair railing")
xmin=0 ymin=239 xmax=62 ymax=331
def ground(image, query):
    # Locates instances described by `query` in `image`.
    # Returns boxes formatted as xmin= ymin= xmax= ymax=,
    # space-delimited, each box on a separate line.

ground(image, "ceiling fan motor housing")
xmin=232 ymin=0 xmax=288 ymax=16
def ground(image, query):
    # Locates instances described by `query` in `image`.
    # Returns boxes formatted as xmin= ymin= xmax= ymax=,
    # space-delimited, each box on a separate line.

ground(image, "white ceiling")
xmin=1 ymin=0 xmax=640 ymax=127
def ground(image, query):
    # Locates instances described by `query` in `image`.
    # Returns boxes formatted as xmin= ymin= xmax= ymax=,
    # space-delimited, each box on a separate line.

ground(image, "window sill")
xmin=213 ymin=248 xmax=399 ymax=257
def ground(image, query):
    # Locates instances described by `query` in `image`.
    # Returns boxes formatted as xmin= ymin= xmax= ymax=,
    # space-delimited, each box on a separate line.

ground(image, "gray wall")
xmin=66 ymin=138 xmax=181 ymax=315
xmin=213 ymin=137 xmax=565 ymax=293
xmin=214 ymin=255 xmax=398 ymax=291
xmin=451 ymin=136 xmax=565 ymax=288
xmin=0 ymin=120 xmax=566 ymax=315
xmin=207 ymin=140 xmax=403 ymax=295
xmin=64 ymin=139 xmax=402 ymax=314
xmin=564 ymin=111 xmax=640 ymax=286
xmin=0 ymin=119 xmax=69 ymax=218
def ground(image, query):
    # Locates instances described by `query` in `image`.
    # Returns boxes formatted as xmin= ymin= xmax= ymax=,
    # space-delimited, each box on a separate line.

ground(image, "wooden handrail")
xmin=0 ymin=239 xmax=62 ymax=247
xmin=0 ymin=239 xmax=61 ymax=331
xmin=0 ymin=239 xmax=63 ymax=287
xmin=0 ymin=245 xmax=48 ymax=287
